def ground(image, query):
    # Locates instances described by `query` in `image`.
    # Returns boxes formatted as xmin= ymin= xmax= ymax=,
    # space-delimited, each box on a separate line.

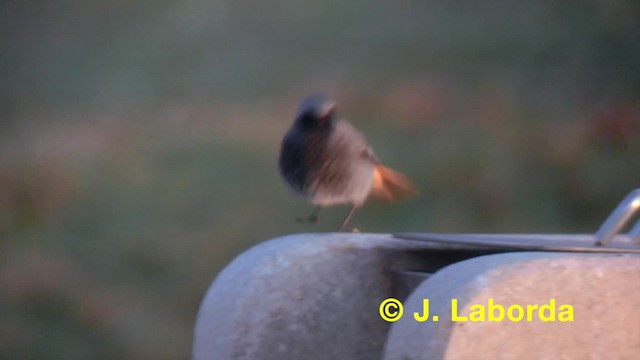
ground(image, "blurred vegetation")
xmin=1 ymin=0 xmax=639 ymax=359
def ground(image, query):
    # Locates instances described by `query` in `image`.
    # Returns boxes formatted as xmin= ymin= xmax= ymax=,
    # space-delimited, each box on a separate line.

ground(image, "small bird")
xmin=279 ymin=94 xmax=416 ymax=231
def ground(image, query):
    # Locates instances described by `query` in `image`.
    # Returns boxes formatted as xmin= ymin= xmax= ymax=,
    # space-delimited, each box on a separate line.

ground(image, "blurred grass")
xmin=1 ymin=1 xmax=640 ymax=359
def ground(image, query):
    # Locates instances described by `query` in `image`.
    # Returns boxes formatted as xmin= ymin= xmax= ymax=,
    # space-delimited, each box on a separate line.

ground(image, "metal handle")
xmin=629 ymin=220 xmax=640 ymax=243
xmin=594 ymin=189 xmax=640 ymax=246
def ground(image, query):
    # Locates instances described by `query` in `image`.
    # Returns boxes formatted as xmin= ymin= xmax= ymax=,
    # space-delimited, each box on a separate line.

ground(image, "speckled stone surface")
xmin=383 ymin=252 xmax=640 ymax=360
xmin=193 ymin=233 xmax=466 ymax=360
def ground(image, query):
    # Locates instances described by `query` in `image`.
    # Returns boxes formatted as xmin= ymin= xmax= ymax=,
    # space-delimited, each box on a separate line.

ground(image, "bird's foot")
xmin=296 ymin=214 xmax=318 ymax=223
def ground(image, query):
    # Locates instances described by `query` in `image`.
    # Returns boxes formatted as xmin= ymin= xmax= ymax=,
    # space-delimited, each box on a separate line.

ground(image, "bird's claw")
xmin=296 ymin=215 xmax=318 ymax=223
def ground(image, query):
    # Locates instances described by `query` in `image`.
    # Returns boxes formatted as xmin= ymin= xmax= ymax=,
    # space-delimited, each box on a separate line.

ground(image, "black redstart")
xmin=279 ymin=94 xmax=416 ymax=231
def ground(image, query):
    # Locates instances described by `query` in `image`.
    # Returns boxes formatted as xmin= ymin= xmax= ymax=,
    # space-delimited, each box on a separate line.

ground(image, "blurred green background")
xmin=1 ymin=1 xmax=639 ymax=359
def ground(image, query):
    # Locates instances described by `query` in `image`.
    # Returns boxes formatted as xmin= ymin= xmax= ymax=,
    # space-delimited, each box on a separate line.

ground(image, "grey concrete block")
xmin=383 ymin=252 xmax=640 ymax=360
xmin=193 ymin=233 xmax=477 ymax=360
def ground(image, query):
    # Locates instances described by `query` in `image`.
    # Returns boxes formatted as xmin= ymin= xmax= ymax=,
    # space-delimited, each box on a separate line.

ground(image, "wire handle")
xmin=594 ymin=189 xmax=640 ymax=246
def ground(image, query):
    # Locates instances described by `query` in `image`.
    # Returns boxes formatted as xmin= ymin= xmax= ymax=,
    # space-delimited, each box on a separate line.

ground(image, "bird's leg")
xmin=297 ymin=206 xmax=321 ymax=223
xmin=338 ymin=205 xmax=359 ymax=232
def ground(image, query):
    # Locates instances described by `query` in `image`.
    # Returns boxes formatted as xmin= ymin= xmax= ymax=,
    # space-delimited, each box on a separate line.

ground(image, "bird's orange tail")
xmin=370 ymin=165 xmax=417 ymax=202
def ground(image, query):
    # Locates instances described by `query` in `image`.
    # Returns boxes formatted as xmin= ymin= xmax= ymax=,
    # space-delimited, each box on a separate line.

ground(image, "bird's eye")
xmin=296 ymin=107 xmax=333 ymax=129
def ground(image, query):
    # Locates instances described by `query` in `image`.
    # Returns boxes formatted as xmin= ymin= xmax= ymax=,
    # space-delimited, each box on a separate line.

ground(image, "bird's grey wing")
xmin=334 ymin=120 xmax=381 ymax=164
xmin=361 ymin=146 xmax=381 ymax=165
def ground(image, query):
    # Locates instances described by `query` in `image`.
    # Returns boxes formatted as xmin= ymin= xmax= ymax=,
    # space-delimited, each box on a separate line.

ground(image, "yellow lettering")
xmin=539 ymin=299 xmax=556 ymax=322
xmin=488 ymin=299 xmax=504 ymax=322
xmin=526 ymin=304 xmax=538 ymax=321
xmin=414 ymin=299 xmax=430 ymax=322
xmin=558 ymin=305 xmax=574 ymax=322
xmin=469 ymin=304 xmax=485 ymax=322
xmin=451 ymin=299 xmax=468 ymax=321
xmin=508 ymin=305 xmax=524 ymax=322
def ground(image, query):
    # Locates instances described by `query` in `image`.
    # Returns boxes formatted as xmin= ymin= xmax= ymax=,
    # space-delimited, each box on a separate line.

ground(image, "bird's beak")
xmin=317 ymin=102 xmax=337 ymax=118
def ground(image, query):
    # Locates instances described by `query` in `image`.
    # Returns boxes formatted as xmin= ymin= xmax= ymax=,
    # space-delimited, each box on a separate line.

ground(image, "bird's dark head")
xmin=294 ymin=94 xmax=337 ymax=130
